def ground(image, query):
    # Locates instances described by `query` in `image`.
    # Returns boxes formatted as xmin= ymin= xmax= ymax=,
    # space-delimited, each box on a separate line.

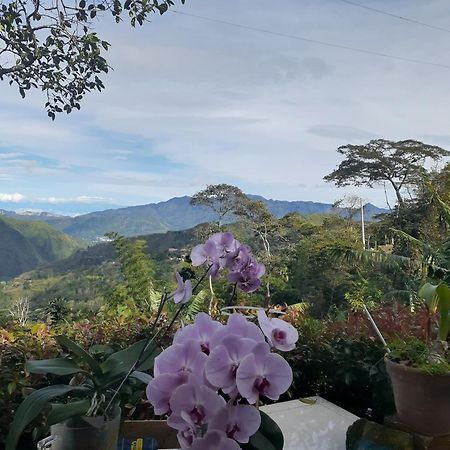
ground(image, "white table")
xmin=260 ymin=397 xmax=358 ymax=450
xmin=165 ymin=397 xmax=358 ymax=449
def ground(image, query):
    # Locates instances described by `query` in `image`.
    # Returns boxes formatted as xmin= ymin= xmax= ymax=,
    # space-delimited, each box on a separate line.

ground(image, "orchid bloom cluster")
xmin=190 ymin=232 xmax=266 ymax=293
xmin=146 ymin=311 xmax=298 ymax=449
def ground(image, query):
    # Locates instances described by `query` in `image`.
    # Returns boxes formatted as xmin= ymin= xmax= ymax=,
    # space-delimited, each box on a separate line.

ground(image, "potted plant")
xmin=385 ymin=281 xmax=450 ymax=436
xmin=7 ymin=231 xmax=295 ymax=449
xmin=6 ymin=334 xmax=156 ymax=450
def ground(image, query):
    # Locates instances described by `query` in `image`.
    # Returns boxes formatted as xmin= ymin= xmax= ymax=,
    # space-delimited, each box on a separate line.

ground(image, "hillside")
xmin=0 ymin=216 xmax=83 ymax=280
xmin=3 ymin=196 xmax=387 ymax=241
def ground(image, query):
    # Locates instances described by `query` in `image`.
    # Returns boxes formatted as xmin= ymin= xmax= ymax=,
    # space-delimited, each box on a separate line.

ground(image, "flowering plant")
xmin=147 ymin=311 xmax=298 ymax=449
xmin=6 ymin=232 xmax=296 ymax=450
xmin=146 ymin=232 xmax=299 ymax=449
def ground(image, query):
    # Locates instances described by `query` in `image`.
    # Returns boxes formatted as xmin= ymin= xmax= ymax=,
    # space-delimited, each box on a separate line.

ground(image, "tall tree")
xmin=324 ymin=139 xmax=449 ymax=206
xmin=0 ymin=0 xmax=184 ymax=118
xmin=190 ymin=184 xmax=248 ymax=227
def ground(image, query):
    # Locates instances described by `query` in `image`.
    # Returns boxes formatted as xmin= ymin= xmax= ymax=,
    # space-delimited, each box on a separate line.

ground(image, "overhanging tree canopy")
xmin=0 ymin=0 xmax=184 ymax=118
xmin=324 ymin=139 xmax=449 ymax=205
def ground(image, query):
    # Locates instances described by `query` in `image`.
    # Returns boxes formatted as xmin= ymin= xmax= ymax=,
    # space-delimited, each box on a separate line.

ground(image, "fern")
xmin=182 ymin=290 xmax=209 ymax=323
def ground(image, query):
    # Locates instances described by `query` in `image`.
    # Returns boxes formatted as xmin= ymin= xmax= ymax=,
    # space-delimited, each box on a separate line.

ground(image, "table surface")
xmin=260 ymin=397 xmax=358 ymax=450
xmin=165 ymin=397 xmax=358 ymax=450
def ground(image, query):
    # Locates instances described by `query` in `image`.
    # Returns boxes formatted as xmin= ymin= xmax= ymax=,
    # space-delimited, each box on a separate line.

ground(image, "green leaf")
xmin=6 ymin=385 xmax=89 ymax=450
xmin=89 ymin=344 xmax=114 ymax=356
xmin=419 ymin=282 xmax=439 ymax=311
xmin=47 ymin=399 xmax=91 ymax=426
xmin=244 ymin=410 xmax=284 ymax=450
xmin=56 ymin=335 xmax=102 ymax=375
xmin=100 ymin=339 xmax=158 ymax=377
xmin=436 ymin=283 xmax=450 ymax=341
xmin=419 ymin=282 xmax=450 ymax=341
xmin=129 ymin=371 xmax=152 ymax=384
xmin=26 ymin=358 xmax=85 ymax=376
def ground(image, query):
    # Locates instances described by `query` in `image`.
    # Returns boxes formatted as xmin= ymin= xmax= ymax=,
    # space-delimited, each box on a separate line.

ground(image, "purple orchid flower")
xmin=228 ymin=256 xmax=265 ymax=293
xmin=167 ymin=383 xmax=226 ymax=432
xmin=154 ymin=339 xmax=207 ymax=379
xmin=172 ymin=272 xmax=193 ymax=304
xmin=205 ymin=335 xmax=257 ymax=391
xmin=257 ymin=309 xmax=299 ymax=352
xmin=236 ymin=341 xmax=293 ymax=404
xmin=174 ymin=312 xmax=223 ymax=355
xmin=146 ymin=372 xmax=190 ymax=415
xmin=224 ymin=244 xmax=251 ymax=272
xmin=209 ymin=403 xmax=261 ymax=443
xmin=208 ymin=232 xmax=240 ymax=259
xmin=189 ymin=430 xmax=241 ymax=450
xmin=190 ymin=240 xmax=220 ymax=267
xmin=209 ymin=313 xmax=265 ymax=349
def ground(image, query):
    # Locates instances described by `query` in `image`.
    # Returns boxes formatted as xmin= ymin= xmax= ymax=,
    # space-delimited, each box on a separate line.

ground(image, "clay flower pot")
xmin=385 ymin=358 xmax=450 ymax=436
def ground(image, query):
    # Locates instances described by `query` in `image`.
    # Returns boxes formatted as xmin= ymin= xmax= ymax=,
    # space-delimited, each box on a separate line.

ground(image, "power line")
xmin=171 ymin=10 xmax=450 ymax=70
xmin=339 ymin=0 xmax=450 ymax=34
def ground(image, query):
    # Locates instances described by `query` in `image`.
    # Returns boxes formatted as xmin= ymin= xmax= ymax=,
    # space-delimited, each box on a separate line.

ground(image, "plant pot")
xmin=121 ymin=419 xmax=179 ymax=449
xmin=50 ymin=408 xmax=121 ymax=450
xmin=385 ymin=358 xmax=450 ymax=436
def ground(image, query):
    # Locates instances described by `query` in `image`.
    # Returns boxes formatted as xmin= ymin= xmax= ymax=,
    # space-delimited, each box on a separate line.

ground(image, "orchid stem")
xmin=227 ymin=283 xmax=238 ymax=306
xmin=104 ymin=265 xmax=212 ymax=417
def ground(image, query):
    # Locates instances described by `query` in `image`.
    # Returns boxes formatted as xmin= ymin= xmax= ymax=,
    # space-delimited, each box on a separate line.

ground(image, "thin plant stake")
xmin=363 ymin=305 xmax=390 ymax=352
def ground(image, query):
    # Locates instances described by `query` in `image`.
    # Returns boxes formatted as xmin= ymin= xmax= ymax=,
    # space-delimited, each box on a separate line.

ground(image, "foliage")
xmin=324 ymin=139 xmax=449 ymax=205
xmin=388 ymin=337 xmax=450 ymax=375
xmin=0 ymin=216 xmax=81 ymax=280
xmin=5 ymin=334 xmax=156 ymax=450
xmin=106 ymin=232 xmax=159 ymax=312
xmin=190 ymin=183 xmax=249 ymax=227
xmin=285 ymin=315 xmax=394 ymax=422
xmin=0 ymin=0 xmax=184 ymax=117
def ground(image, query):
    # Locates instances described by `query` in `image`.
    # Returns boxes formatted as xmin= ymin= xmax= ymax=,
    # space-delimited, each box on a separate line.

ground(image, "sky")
xmin=1 ymin=0 xmax=450 ymax=215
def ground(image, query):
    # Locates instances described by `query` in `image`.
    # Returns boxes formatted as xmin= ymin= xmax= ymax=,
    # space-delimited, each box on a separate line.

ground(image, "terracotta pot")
xmin=50 ymin=407 xmax=121 ymax=450
xmin=385 ymin=358 xmax=450 ymax=436
xmin=121 ymin=419 xmax=179 ymax=449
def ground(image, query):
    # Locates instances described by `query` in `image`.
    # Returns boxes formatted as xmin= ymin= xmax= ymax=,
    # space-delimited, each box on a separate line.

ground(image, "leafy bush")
xmin=282 ymin=306 xmax=428 ymax=422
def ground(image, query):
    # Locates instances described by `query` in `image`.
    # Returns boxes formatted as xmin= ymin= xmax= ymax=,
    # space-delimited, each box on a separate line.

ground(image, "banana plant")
xmin=6 ymin=335 xmax=158 ymax=450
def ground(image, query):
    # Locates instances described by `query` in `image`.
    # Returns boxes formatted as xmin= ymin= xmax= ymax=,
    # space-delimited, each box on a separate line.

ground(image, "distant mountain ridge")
xmin=2 ymin=196 xmax=387 ymax=241
xmin=0 ymin=216 xmax=82 ymax=280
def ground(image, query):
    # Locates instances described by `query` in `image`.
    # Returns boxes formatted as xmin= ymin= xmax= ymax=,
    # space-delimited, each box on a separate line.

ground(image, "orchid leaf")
xmin=5 ymin=385 xmax=90 ymax=450
xmin=243 ymin=410 xmax=284 ymax=450
xmin=26 ymin=358 xmax=84 ymax=376
xmin=56 ymin=335 xmax=103 ymax=375
xmin=101 ymin=339 xmax=158 ymax=377
xmin=47 ymin=399 xmax=91 ymax=426
xmin=129 ymin=370 xmax=153 ymax=384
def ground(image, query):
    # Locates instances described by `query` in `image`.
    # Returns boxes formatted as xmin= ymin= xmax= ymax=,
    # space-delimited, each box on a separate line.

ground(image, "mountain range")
xmin=1 ymin=196 xmax=386 ymax=241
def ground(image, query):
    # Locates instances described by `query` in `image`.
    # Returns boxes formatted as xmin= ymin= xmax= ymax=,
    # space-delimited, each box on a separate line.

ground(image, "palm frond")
xmin=328 ymin=247 xmax=410 ymax=270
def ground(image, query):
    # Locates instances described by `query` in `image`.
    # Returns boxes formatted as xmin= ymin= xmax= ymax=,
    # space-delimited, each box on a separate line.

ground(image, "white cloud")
xmin=0 ymin=193 xmax=25 ymax=202
xmin=37 ymin=196 xmax=109 ymax=204
xmin=0 ymin=152 xmax=23 ymax=159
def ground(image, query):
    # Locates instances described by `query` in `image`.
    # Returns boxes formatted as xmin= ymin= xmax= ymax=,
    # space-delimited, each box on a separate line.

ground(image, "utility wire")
xmin=339 ymin=0 xmax=450 ymax=34
xmin=171 ymin=10 xmax=450 ymax=70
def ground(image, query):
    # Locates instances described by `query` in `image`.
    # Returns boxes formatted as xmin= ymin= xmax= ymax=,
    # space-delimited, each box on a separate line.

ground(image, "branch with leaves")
xmin=0 ymin=0 xmax=185 ymax=118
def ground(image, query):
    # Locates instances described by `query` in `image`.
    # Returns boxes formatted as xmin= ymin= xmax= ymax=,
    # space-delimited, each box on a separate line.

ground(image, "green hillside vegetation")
xmin=0 ymin=213 xmax=332 ymax=311
xmin=0 ymin=216 xmax=83 ymax=280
